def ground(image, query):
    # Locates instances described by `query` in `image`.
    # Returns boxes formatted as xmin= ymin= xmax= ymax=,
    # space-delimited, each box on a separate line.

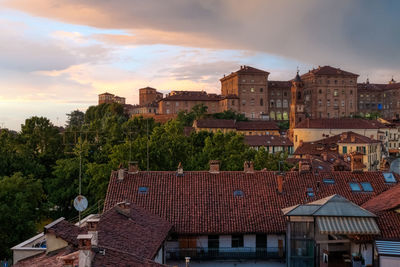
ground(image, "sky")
xmin=0 ymin=0 xmax=399 ymax=130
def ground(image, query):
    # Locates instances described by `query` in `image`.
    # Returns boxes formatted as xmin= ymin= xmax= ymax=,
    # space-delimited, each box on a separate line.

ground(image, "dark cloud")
xmin=5 ymin=0 xmax=400 ymax=73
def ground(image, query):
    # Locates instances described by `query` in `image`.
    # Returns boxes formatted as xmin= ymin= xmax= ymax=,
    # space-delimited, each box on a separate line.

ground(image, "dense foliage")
xmin=0 ymin=103 xmax=291 ymax=259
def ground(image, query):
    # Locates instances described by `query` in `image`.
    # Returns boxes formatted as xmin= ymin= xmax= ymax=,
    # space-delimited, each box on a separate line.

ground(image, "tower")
xmin=289 ymin=71 xmax=306 ymax=140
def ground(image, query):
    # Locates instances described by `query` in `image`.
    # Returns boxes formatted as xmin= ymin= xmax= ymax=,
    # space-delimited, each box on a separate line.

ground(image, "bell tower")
xmin=289 ymin=70 xmax=306 ymax=140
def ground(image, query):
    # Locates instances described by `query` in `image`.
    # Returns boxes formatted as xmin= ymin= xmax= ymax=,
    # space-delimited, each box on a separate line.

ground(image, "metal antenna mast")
xmin=147 ymin=119 xmax=149 ymax=171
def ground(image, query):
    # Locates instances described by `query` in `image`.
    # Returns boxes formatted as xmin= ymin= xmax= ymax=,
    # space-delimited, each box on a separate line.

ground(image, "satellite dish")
xmin=74 ymin=195 xmax=88 ymax=212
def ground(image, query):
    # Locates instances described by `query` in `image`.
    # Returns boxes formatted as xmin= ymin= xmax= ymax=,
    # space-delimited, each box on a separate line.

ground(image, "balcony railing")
xmin=166 ymin=247 xmax=285 ymax=260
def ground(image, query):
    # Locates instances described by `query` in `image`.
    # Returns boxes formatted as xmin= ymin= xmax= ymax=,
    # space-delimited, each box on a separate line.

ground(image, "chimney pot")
xmin=118 ymin=168 xmax=126 ymax=181
xmin=177 ymin=162 xmax=184 ymax=176
xmin=78 ymin=234 xmax=93 ymax=250
xmin=128 ymin=161 xmax=139 ymax=174
xmin=244 ymin=161 xmax=255 ymax=173
xmin=116 ymin=201 xmax=131 ymax=217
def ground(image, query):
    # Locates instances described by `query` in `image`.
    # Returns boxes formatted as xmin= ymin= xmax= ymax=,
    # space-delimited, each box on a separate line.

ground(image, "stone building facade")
xmin=268 ymin=81 xmax=291 ymax=121
xmin=139 ymin=87 xmax=163 ymax=106
xmin=98 ymin=92 xmax=126 ymax=105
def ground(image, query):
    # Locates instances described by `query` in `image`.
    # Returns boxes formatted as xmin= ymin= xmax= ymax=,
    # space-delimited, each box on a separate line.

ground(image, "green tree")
xmin=212 ymin=110 xmax=248 ymax=121
xmin=253 ymin=148 xmax=291 ymax=171
xmin=66 ymin=110 xmax=85 ymax=129
xmin=0 ymin=173 xmax=44 ymax=259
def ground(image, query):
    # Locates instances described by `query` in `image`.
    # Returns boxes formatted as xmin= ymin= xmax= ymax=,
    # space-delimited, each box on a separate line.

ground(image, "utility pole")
xmin=147 ymin=119 xmax=149 ymax=171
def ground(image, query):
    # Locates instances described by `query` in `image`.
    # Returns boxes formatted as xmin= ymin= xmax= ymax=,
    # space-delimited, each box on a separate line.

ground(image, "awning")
xmin=317 ymin=216 xmax=380 ymax=235
xmin=376 ymin=240 xmax=400 ymax=256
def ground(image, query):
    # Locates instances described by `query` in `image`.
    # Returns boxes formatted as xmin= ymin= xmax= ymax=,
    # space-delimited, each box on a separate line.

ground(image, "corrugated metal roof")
xmin=376 ymin=240 xmax=400 ymax=256
xmin=317 ymin=217 xmax=380 ymax=235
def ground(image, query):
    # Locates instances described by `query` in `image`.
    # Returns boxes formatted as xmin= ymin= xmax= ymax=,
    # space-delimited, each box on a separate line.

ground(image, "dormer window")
xmin=234 ymin=190 xmax=244 ymax=197
xmin=138 ymin=187 xmax=148 ymax=194
xmin=349 ymin=182 xmax=361 ymax=192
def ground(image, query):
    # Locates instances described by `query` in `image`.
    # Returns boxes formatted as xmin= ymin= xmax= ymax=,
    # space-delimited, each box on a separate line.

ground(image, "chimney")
xmin=350 ymin=135 xmax=356 ymax=143
xmin=209 ymin=160 xmax=220 ymax=174
xmin=299 ymin=161 xmax=311 ymax=174
xmin=78 ymin=234 xmax=94 ymax=267
xmin=177 ymin=162 xmax=184 ymax=176
xmin=244 ymin=161 xmax=254 ymax=173
xmin=321 ymin=152 xmax=328 ymax=162
xmin=87 ymin=218 xmax=100 ymax=246
xmin=277 ymin=173 xmax=284 ymax=194
xmin=299 ymin=140 xmax=304 ymax=147
xmin=128 ymin=161 xmax=139 ymax=174
xmin=341 ymin=132 xmax=348 ymax=141
xmin=59 ymin=252 xmax=78 ymax=267
xmin=117 ymin=164 xmax=126 ymax=181
xmin=116 ymin=201 xmax=131 ymax=217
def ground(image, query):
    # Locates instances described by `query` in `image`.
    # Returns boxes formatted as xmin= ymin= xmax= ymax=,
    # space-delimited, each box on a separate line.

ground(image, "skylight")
xmin=138 ymin=186 xmax=148 ymax=194
xmin=349 ymin=182 xmax=361 ymax=192
xmin=323 ymin=178 xmax=335 ymax=184
xmin=383 ymin=173 xmax=396 ymax=183
xmin=360 ymin=182 xmax=373 ymax=192
xmin=307 ymin=188 xmax=314 ymax=197
xmin=234 ymin=190 xmax=244 ymax=197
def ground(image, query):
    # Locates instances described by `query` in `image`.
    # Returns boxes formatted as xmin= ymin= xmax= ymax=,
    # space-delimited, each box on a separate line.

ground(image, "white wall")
xmin=244 ymin=235 xmax=256 ymax=248
xmin=154 ymin=246 xmax=163 ymax=264
xmin=380 ymin=256 xmax=400 ymax=267
xmin=219 ymin=235 xmax=231 ymax=248
xmin=267 ymin=235 xmax=285 ymax=253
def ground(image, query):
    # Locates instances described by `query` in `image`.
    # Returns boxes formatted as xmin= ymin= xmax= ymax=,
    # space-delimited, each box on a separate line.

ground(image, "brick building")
xmin=98 ymin=92 xmax=126 ymax=105
xmin=158 ymin=91 xmax=222 ymax=114
xmin=220 ymin=65 xmax=269 ymax=119
xmin=139 ymin=87 xmax=163 ymax=106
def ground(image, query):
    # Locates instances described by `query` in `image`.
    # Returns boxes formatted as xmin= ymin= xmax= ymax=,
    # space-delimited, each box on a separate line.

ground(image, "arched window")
xmin=283 ymin=99 xmax=288 ymax=108
xmin=260 ymin=98 xmax=263 ymax=106
xmin=277 ymin=112 xmax=282 ymax=120
xmin=276 ymin=100 xmax=282 ymax=108
xmin=270 ymin=111 xmax=275 ymax=120
xmin=283 ymin=112 xmax=288 ymax=120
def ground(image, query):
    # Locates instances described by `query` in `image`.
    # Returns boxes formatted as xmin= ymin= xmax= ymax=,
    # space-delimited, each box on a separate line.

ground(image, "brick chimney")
xmin=321 ymin=152 xmax=328 ymax=161
xmin=117 ymin=164 xmax=126 ymax=181
xmin=299 ymin=161 xmax=311 ymax=174
xmin=209 ymin=160 xmax=220 ymax=174
xmin=244 ymin=161 xmax=254 ymax=173
xmin=116 ymin=201 xmax=131 ymax=217
xmin=87 ymin=218 xmax=100 ymax=246
xmin=128 ymin=161 xmax=139 ymax=174
xmin=177 ymin=162 xmax=184 ymax=176
xmin=350 ymin=152 xmax=364 ymax=172
xmin=78 ymin=234 xmax=94 ymax=267
xmin=277 ymin=173 xmax=284 ymax=194
xmin=59 ymin=251 xmax=78 ymax=267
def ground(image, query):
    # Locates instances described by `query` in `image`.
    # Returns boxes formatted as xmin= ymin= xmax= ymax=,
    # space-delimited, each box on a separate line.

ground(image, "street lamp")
xmin=185 ymin=257 xmax=191 ymax=267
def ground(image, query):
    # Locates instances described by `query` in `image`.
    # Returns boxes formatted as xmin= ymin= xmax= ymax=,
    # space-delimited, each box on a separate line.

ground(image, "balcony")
xmin=166 ymin=247 xmax=285 ymax=261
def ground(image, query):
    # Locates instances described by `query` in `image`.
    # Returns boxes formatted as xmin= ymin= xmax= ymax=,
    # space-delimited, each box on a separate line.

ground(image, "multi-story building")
xmin=268 ymin=81 xmax=291 ymax=121
xmin=139 ymin=86 xmax=163 ymax=106
xmin=98 ymin=92 xmax=126 ymax=105
xmin=220 ymin=65 xmax=269 ymax=119
xmin=158 ymin=91 xmax=222 ymax=114
xmin=300 ymin=66 xmax=358 ymax=119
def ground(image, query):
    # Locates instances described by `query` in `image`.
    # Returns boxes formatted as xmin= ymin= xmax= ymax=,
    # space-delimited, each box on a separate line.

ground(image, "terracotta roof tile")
xmin=244 ymin=135 xmax=293 ymax=147
xmin=45 ymin=219 xmax=85 ymax=247
xmin=14 ymin=246 xmax=78 ymax=267
xmin=295 ymin=118 xmax=386 ymax=129
xmin=161 ymin=91 xmax=222 ymax=101
xmin=195 ymin=119 xmax=279 ymax=130
xmin=195 ymin=119 xmax=236 ymax=129
xmin=362 ymin=183 xmax=400 ymax=213
xmin=104 ymin=170 xmax=399 ymax=235
xmin=302 ymin=66 xmax=358 ymax=77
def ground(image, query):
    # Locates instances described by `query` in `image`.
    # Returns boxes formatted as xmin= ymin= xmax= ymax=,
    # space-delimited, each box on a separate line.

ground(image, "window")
xmin=234 ymin=190 xmax=244 ymax=197
xmin=341 ymin=100 xmax=345 ymax=107
xmin=334 ymin=89 xmax=338 ymax=96
xmin=350 ymin=90 xmax=353 ymax=95
xmin=250 ymin=98 xmax=255 ymax=106
xmin=284 ymin=92 xmax=287 ymax=97
xmin=342 ymin=90 xmax=345 ymax=95
xmin=319 ymin=89 xmax=322 ymax=94
xmin=323 ymin=178 xmax=335 ymax=184
xmin=334 ymin=80 xmax=337 ymax=84
xmin=251 ymin=88 xmax=255 ymax=92
xmin=270 ymin=100 xmax=274 ymax=107
xmin=176 ymin=102 xmax=179 ymax=106
xmin=327 ymin=100 xmax=330 ymax=107
xmin=260 ymin=98 xmax=264 ymax=106
xmin=138 ymin=186 xmax=148 ymax=194
xmin=307 ymin=188 xmax=314 ymax=197
xmin=349 ymin=182 xmax=361 ymax=192
xmin=318 ymin=99 xmax=322 ymax=106
xmin=361 ymin=182 xmax=373 ymax=192
xmin=383 ymin=173 xmax=396 ymax=183
xmin=342 ymin=146 xmax=347 ymax=153
xmin=260 ymin=88 xmax=263 ymax=92
xmin=232 ymin=235 xmax=244 ymax=247
xmin=283 ymin=99 xmax=288 ymax=108
xmin=276 ymin=100 xmax=282 ymax=108
xmin=242 ymin=100 xmax=246 ymax=106
xmin=232 ymin=100 xmax=235 ymax=106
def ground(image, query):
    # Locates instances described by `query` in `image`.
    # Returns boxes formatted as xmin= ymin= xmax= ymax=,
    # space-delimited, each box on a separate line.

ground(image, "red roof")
xmin=104 ymin=170 xmax=399 ymax=235
xmin=14 ymin=247 xmax=78 ymax=267
xmin=220 ymin=65 xmax=269 ymax=81
xmin=244 ymin=135 xmax=293 ymax=147
xmin=362 ymin=183 xmax=400 ymax=213
xmin=161 ymin=91 xmax=222 ymax=101
xmin=45 ymin=219 xmax=85 ymax=247
xmin=295 ymin=118 xmax=386 ymax=129
xmin=268 ymin=81 xmax=291 ymax=89
xmin=302 ymin=66 xmax=358 ymax=77
xmin=195 ymin=119 xmax=279 ymax=131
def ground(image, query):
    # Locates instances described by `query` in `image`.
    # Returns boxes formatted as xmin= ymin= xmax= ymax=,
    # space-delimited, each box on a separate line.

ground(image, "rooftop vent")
xmin=128 ymin=161 xmax=139 ymax=174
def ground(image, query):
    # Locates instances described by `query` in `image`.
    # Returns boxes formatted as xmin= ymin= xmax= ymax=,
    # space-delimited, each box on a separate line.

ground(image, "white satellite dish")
xmin=73 ymin=195 xmax=88 ymax=212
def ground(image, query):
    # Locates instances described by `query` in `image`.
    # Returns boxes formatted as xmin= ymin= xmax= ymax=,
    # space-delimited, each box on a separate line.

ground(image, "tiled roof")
xmin=98 ymin=203 xmax=172 ymax=260
xmin=362 ymin=183 xmax=400 ymax=213
xmin=14 ymin=246 xmax=78 ymax=267
xmin=294 ymin=131 xmax=380 ymax=155
xmin=104 ymin=170 xmax=399 ymax=235
xmin=295 ymin=118 xmax=386 ymax=129
xmin=287 ymin=155 xmax=351 ymax=172
xmin=373 ymin=211 xmax=400 ymax=239
xmin=236 ymin=121 xmax=279 ymax=131
xmin=195 ymin=119 xmax=236 ymax=129
xmin=44 ymin=219 xmax=85 ymax=247
xmin=92 ymin=246 xmax=166 ymax=267
xmin=194 ymin=119 xmax=279 ymax=130
xmin=302 ymin=66 xmax=358 ymax=77
xmin=244 ymin=135 xmax=293 ymax=147
xmin=220 ymin=65 xmax=269 ymax=81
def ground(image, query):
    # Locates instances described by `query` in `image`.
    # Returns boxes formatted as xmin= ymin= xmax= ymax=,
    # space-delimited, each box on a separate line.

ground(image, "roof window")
xmin=138 ymin=186 xmax=148 ymax=194
xmin=307 ymin=188 xmax=315 ymax=197
xmin=234 ymin=190 xmax=244 ymax=197
xmin=360 ymin=182 xmax=373 ymax=192
xmin=323 ymin=178 xmax=335 ymax=184
xmin=349 ymin=182 xmax=362 ymax=192
xmin=383 ymin=172 xmax=396 ymax=183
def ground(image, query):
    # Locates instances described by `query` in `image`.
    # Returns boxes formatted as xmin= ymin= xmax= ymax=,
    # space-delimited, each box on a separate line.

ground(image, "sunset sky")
xmin=1 ymin=0 xmax=399 ymax=130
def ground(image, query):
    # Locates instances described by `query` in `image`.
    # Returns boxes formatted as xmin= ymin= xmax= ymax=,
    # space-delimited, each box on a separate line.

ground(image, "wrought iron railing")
xmin=166 ymin=247 xmax=285 ymax=260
